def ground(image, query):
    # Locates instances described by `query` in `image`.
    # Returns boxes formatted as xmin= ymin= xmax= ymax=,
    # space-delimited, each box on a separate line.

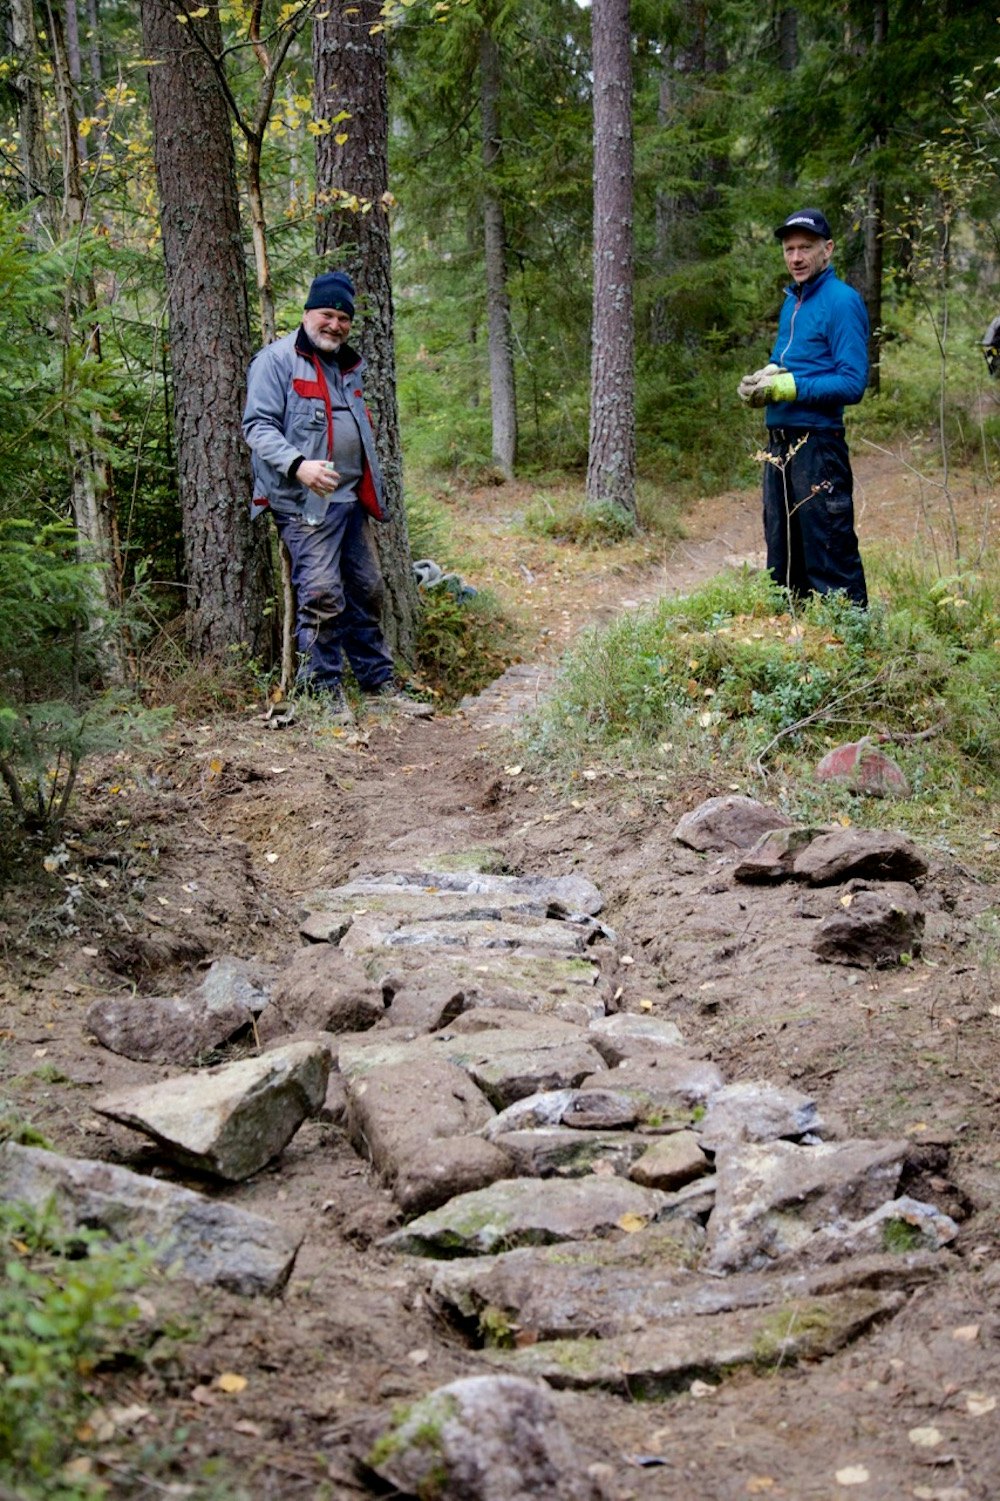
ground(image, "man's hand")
xmin=297 ymin=459 xmax=340 ymax=493
xmin=737 ymin=364 xmax=797 ymax=407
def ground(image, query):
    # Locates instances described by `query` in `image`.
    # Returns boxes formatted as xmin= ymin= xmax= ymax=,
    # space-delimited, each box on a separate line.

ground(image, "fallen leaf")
xmin=965 ymin=1392 xmax=996 ymax=1416
xmin=834 ymin=1465 xmax=870 ymax=1486
xmin=82 ymin=945 xmax=99 ymax=957
xmin=908 ymin=1426 xmax=943 ymax=1448
xmin=840 ymin=893 xmax=854 ymax=908
xmin=689 ymin=1379 xmax=716 ymax=1398
xmin=952 ymin=1325 xmax=980 ymax=1342
xmin=620 ymin=955 xmax=634 ymax=966
xmin=217 ymin=1372 xmax=247 ymax=1394
xmin=747 ymin=1481 xmax=776 ymax=1495
xmin=504 ymin=764 xmax=523 ymax=776
xmin=264 ymin=852 xmax=279 ymax=864
xmin=406 ymin=1349 xmax=429 ymax=1366
xmin=232 ymin=1420 xmax=264 ymax=1438
xmin=190 ymin=1384 xmax=218 ymax=1406
xmin=618 ymin=1213 xmax=647 ymax=1233
xmin=639 ymin=998 xmax=653 ymax=1012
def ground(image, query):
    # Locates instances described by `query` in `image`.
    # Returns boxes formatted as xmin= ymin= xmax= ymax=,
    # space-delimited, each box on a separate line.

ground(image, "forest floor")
xmin=2 ymin=448 xmax=1000 ymax=1501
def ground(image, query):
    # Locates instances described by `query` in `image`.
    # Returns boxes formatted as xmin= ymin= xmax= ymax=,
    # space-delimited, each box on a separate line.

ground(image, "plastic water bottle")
xmin=302 ymin=463 xmax=337 ymax=526
xmin=302 ymin=491 xmax=330 ymax=526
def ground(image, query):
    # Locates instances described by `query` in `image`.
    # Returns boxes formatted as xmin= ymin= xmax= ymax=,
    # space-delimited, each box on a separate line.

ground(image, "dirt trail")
xmin=2 ymin=453 xmax=1000 ymax=1500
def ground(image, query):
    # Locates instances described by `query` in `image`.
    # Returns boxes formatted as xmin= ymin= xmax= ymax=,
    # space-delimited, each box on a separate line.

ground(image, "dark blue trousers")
xmin=763 ymin=427 xmax=868 ymax=607
xmin=272 ymin=501 xmax=394 ymax=691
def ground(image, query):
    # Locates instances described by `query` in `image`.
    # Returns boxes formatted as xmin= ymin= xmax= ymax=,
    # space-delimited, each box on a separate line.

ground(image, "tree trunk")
xmin=480 ymin=25 xmax=517 ymax=481
xmin=7 ymin=0 xmax=51 ymax=218
xmin=863 ymin=0 xmax=888 ymax=394
xmin=140 ymin=0 xmax=272 ymax=659
xmin=587 ymin=0 xmax=636 ymax=518
xmin=313 ymin=0 xmax=420 ymax=665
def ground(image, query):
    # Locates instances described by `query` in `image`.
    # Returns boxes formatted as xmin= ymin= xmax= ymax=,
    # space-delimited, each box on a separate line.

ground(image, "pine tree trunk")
xmin=140 ymin=0 xmax=272 ymax=659
xmin=313 ymin=0 xmax=420 ymax=666
xmin=587 ymin=0 xmax=636 ymax=518
xmin=863 ymin=0 xmax=888 ymax=395
xmin=481 ymin=26 xmax=517 ymax=481
xmin=7 ymin=0 xmax=50 ymax=218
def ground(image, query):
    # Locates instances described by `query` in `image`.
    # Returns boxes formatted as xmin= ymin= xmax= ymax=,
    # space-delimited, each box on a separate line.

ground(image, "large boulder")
xmin=791 ymin=828 xmax=928 ymax=885
xmin=673 ymin=796 xmax=793 ymax=853
xmin=359 ymin=1375 xmax=607 ymax=1500
xmin=811 ymin=881 xmax=925 ymax=968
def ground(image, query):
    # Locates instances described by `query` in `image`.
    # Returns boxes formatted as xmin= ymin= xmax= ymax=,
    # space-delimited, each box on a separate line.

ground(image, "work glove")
xmin=737 ymin=363 xmax=797 ymax=407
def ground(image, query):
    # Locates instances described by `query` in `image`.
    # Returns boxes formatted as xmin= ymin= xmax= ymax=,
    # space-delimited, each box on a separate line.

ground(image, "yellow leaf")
xmin=209 ymin=756 xmax=224 ymax=774
xmin=190 ymin=5 xmax=209 ymax=13
xmin=746 ymin=1481 xmax=776 ymax=1495
xmin=639 ymin=999 xmax=653 ymax=1012
xmin=618 ymin=1213 xmax=647 ymax=1233
xmin=840 ymin=893 xmax=853 ymax=908
xmin=217 ymin=1372 xmax=247 ymax=1394
xmin=335 ymin=132 xmax=349 ymax=145
xmin=174 ymin=12 xmax=189 ymax=21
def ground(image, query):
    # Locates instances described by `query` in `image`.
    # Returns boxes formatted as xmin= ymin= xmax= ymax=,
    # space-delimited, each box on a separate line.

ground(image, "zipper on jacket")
xmin=778 ymin=289 xmax=802 ymax=367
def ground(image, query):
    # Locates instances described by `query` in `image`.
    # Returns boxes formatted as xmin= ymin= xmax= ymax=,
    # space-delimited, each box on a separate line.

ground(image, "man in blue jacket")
xmin=738 ymin=209 xmax=869 ymax=608
xmin=243 ymin=270 xmax=415 ymax=722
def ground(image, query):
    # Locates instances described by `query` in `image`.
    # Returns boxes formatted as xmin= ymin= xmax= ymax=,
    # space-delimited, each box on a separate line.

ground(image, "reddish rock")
xmin=815 ymin=742 xmax=910 ymax=798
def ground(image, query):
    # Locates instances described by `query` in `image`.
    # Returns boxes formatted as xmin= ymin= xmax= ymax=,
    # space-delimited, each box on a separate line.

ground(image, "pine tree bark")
xmin=481 ymin=25 xmax=517 ymax=481
xmin=587 ymin=0 xmax=636 ymax=518
xmin=140 ymin=0 xmax=272 ymax=659
xmin=862 ymin=0 xmax=887 ymax=394
xmin=313 ymin=0 xmax=420 ymax=665
xmin=7 ymin=0 xmax=51 ymax=217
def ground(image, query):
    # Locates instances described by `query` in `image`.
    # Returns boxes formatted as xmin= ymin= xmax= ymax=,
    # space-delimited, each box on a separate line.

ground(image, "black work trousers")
xmin=762 ymin=426 xmax=868 ymax=608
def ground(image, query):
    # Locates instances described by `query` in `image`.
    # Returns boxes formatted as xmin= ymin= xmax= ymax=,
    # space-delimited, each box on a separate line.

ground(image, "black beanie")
xmin=304 ymin=270 xmax=355 ymax=317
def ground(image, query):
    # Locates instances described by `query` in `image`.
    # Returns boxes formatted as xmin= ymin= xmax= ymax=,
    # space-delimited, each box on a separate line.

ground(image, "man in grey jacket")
xmin=243 ymin=270 xmax=408 ymax=721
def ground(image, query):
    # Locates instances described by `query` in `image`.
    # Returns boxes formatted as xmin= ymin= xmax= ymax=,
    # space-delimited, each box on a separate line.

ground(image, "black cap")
xmin=304 ymin=269 xmax=355 ymax=317
xmin=774 ymin=208 xmax=832 ymax=241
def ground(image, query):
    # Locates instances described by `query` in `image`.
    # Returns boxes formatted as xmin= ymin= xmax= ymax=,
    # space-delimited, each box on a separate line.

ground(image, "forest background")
xmin=2 ymin=0 xmax=1000 ymax=835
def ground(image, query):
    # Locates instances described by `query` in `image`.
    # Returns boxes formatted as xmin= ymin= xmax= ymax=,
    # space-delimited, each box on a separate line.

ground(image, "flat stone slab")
xmin=429 ymin=1243 xmax=943 ymax=1343
xmin=696 ymin=1081 xmax=823 ymax=1151
xmin=361 ymin=950 xmax=607 ymax=1012
xmin=490 ymin=1128 xmax=650 ymax=1179
xmin=382 ymin=1176 xmax=669 ymax=1257
xmin=339 ymin=1025 xmax=608 ymax=1111
xmin=706 ymin=1137 xmax=910 ymax=1273
xmin=481 ymin=1088 xmax=640 ymax=1138
xmin=791 ymin=828 xmax=928 ymax=885
xmin=94 ymin=1039 xmax=330 ymax=1181
xmin=312 ymin=869 xmax=604 ymax=914
xmin=587 ymin=1013 xmax=685 ymax=1065
xmin=0 ymin=1143 xmax=299 ymax=1294
xmin=340 ymin=913 xmax=595 ymax=958
xmin=581 ymin=1052 xmax=725 ymax=1110
xmin=479 ymin=1287 xmax=905 ymax=1395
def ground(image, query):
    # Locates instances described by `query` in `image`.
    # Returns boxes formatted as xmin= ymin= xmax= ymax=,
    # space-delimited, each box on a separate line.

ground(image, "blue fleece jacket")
xmin=766 ymin=265 xmax=869 ymax=430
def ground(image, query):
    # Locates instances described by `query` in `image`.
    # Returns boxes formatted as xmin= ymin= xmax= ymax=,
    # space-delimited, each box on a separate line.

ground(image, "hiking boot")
xmin=318 ymin=685 xmax=356 ymax=726
xmin=363 ymin=680 xmax=434 ymax=718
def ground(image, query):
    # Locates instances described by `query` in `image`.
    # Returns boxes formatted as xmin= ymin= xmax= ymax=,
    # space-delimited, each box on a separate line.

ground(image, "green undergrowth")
xmin=523 ymin=563 xmax=1000 ymax=861
xmin=414 ymin=586 xmax=521 ymax=708
xmin=0 ymin=1200 xmax=154 ymax=1498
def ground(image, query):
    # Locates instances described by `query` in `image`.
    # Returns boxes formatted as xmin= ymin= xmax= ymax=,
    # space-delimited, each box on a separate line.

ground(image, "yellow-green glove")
xmin=737 ymin=364 xmax=797 ymax=407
